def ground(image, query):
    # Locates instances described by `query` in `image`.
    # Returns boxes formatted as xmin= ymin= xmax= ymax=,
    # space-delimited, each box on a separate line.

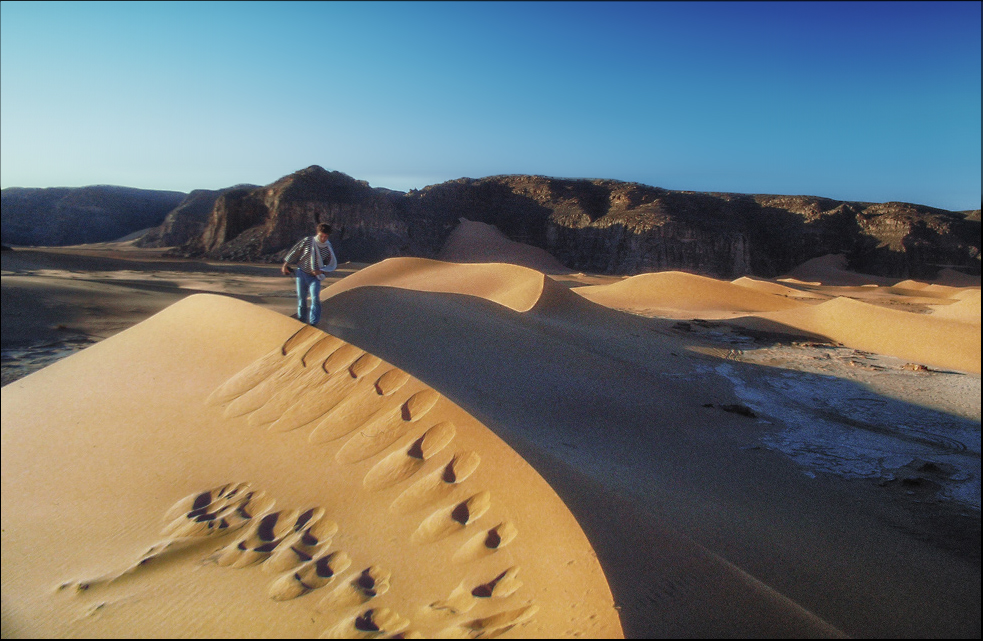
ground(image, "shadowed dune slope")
xmin=318 ymin=260 xmax=980 ymax=639
xmin=319 ymin=285 xmax=857 ymax=639
xmin=0 ymin=294 xmax=622 ymax=639
xmin=782 ymin=254 xmax=899 ymax=286
xmin=935 ymin=267 xmax=983 ymax=287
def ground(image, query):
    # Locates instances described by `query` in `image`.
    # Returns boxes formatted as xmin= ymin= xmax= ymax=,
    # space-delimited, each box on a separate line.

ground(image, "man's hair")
xmin=317 ymin=223 xmax=332 ymax=235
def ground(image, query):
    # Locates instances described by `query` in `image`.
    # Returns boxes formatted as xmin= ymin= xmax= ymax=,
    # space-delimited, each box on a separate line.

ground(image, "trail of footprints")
xmin=64 ymin=326 xmax=538 ymax=638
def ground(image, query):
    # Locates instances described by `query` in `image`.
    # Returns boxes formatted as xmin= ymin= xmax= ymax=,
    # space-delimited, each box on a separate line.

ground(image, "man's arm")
xmin=281 ymin=238 xmax=307 ymax=274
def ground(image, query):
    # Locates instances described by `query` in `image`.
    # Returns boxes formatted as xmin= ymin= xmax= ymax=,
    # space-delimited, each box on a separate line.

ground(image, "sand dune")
xmin=572 ymin=271 xmax=808 ymax=318
xmin=437 ymin=219 xmax=570 ymax=274
xmin=2 ymin=242 xmax=980 ymax=639
xmin=927 ymin=291 xmax=982 ymax=325
xmin=730 ymin=275 xmax=829 ymax=300
xmin=321 ymin=256 xmax=587 ymax=315
xmin=746 ymin=296 xmax=981 ymax=374
xmin=781 ymin=253 xmax=900 ymax=286
xmin=316 ymin=260 xmax=979 ymax=638
xmin=1 ymin=294 xmax=621 ymax=638
xmin=557 ymin=256 xmax=980 ymax=373
xmin=935 ymin=267 xmax=983 ymax=287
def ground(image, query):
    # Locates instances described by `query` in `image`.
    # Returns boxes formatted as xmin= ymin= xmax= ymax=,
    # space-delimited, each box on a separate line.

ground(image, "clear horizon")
xmin=1 ymin=1 xmax=980 ymax=211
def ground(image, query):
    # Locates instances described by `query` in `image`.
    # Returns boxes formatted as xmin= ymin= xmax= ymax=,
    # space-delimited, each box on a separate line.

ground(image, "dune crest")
xmin=322 ymin=257 xmax=581 ymax=314
xmin=730 ymin=276 xmax=828 ymax=300
xmin=1 ymin=294 xmax=621 ymax=638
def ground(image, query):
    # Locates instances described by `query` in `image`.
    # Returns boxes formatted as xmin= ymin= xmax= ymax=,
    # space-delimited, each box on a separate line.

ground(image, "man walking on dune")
xmin=281 ymin=223 xmax=338 ymax=326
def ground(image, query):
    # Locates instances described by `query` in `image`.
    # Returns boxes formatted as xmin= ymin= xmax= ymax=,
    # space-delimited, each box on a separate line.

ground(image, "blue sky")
xmin=1 ymin=1 xmax=980 ymax=210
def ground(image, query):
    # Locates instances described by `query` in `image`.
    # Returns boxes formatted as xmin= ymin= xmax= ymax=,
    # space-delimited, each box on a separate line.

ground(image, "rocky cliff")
xmin=1 ymin=186 xmax=186 ymax=246
xmin=137 ymin=186 xmax=257 ymax=248
xmin=177 ymin=167 xmax=410 ymax=263
xmin=171 ymin=166 xmax=979 ymax=279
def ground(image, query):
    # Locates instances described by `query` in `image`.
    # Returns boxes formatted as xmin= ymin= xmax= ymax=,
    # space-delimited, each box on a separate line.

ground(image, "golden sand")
xmin=2 ymin=232 xmax=980 ymax=638
xmin=1 ymin=295 xmax=620 ymax=638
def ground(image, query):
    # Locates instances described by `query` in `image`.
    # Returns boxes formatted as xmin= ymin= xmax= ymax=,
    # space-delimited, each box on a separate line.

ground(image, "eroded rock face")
xmin=138 ymin=187 xmax=257 ymax=249
xmin=169 ymin=167 xmax=981 ymax=278
xmin=176 ymin=167 xmax=411 ymax=263
xmin=1 ymin=186 xmax=186 ymax=246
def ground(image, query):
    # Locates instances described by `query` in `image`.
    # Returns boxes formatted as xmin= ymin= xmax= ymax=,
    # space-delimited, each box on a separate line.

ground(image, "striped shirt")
xmin=284 ymin=236 xmax=337 ymax=276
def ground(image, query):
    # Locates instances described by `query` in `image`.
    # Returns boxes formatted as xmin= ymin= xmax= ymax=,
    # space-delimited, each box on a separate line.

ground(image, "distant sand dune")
xmin=926 ymin=291 xmax=982 ymax=326
xmin=753 ymin=296 xmax=981 ymax=374
xmin=573 ymin=271 xmax=808 ymax=318
xmin=438 ymin=219 xmax=570 ymax=274
xmin=934 ymin=267 xmax=983 ymax=287
xmin=322 ymin=256 xmax=579 ymax=314
xmin=730 ymin=276 xmax=829 ymax=300
xmin=782 ymin=254 xmax=899 ymax=286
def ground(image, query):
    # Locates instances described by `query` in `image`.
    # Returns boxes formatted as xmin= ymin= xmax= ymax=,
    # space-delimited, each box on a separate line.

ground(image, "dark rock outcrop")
xmin=175 ymin=166 xmax=412 ymax=263
xmin=174 ymin=167 xmax=979 ymax=279
xmin=137 ymin=186 xmax=257 ymax=248
xmin=1 ymin=186 xmax=186 ymax=246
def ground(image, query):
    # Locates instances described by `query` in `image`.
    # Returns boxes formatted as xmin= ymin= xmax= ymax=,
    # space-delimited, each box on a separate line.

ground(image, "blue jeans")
xmin=295 ymin=270 xmax=322 ymax=325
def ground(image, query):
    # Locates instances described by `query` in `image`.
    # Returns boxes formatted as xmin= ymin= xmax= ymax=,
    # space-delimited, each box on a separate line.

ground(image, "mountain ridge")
xmin=3 ymin=167 xmax=979 ymax=279
xmin=1 ymin=185 xmax=186 ymax=246
xmin=172 ymin=165 xmax=981 ymax=279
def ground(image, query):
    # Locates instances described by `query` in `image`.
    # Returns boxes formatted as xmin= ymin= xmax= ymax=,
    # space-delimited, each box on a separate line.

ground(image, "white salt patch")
xmin=715 ymin=363 xmax=981 ymax=510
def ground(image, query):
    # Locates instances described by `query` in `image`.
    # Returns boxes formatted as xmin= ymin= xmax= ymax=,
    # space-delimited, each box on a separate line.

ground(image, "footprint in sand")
xmin=206 ymin=325 xmax=324 ymax=408
xmin=215 ymin=508 xmax=305 ymax=568
xmin=335 ymin=388 xmax=442 ymax=464
xmin=263 ymin=511 xmax=338 ymax=574
xmin=68 ymin=325 xmax=541 ymax=638
xmin=317 ymin=565 xmax=392 ymax=610
xmin=362 ymin=421 xmax=457 ymax=492
xmin=452 ymin=521 xmax=519 ymax=564
xmin=411 ymin=491 xmax=493 ymax=545
xmin=271 ymin=351 xmax=383 ymax=434
xmin=268 ymin=550 xmax=352 ymax=601
xmin=308 ymin=368 xmax=412 ymax=444
xmin=245 ymin=339 xmax=353 ymax=427
xmin=322 ymin=607 xmax=413 ymax=639
xmin=428 ymin=566 xmax=523 ymax=616
xmin=58 ymin=482 xmax=274 ymax=593
xmin=162 ymin=482 xmax=270 ymax=539
xmin=390 ymin=450 xmax=482 ymax=514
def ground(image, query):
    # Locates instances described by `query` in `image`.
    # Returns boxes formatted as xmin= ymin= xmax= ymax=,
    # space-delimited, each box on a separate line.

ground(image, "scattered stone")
xmin=917 ymin=461 xmax=943 ymax=474
xmin=901 ymin=362 xmax=931 ymax=372
xmin=720 ymin=404 xmax=757 ymax=418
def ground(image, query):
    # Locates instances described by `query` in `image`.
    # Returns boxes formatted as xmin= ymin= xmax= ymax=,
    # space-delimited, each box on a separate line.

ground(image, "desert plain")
xmin=1 ymin=220 xmax=980 ymax=638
